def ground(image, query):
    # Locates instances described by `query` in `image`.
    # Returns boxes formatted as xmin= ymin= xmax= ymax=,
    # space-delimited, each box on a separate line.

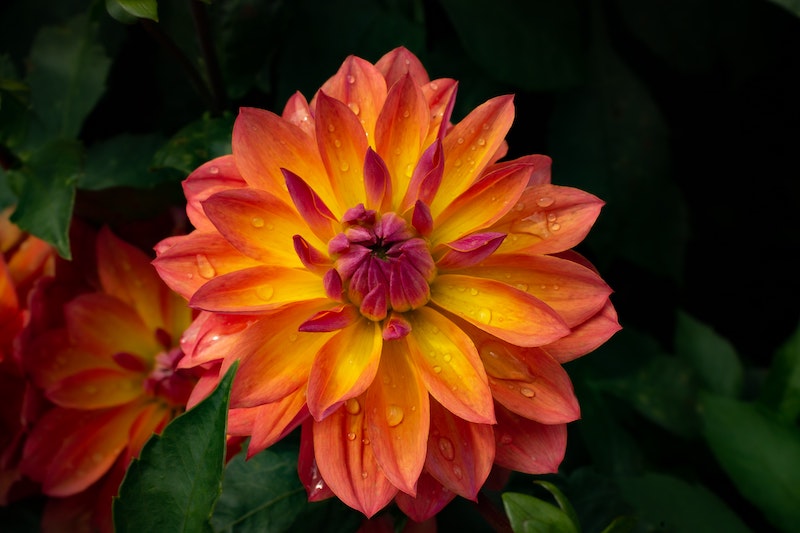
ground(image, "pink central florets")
xmin=327 ymin=204 xmax=436 ymax=322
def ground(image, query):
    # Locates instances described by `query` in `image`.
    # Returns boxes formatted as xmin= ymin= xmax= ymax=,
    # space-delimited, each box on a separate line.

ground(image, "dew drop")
xmin=536 ymin=196 xmax=554 ymax=208
xmin=256 ymin=285 xmax=274 ymax=301
xmin=438 ymin=437 xmax=455 ymax=460
xmin=520 ymin=387 xmax=536 ymax=398
xmin=550 ymin=222 xmax=561 ymax=231
xmin=402 ymin=109 xmax=410 ymax=118
xmin=386 ymin=405 xmax=404 ymax=427
xmin=430 ymin=82 xmax=439 ymax=90
xmin=515 ymin=283 xmax=529 ymax=291
xmin=251 ymin=216 xmax=265 ymax=228
xmin=452 ymin=465 xmax=463 ymax=479
xmin=515 ymin=202 xmax=525 ymax=211
xmin=362 ymin=437 xmax=370 ymax=445
xmin=456 ymin=137 xmax=465 ymax=144
xmin=346 ymin=432 xmax=357 ymax=441
xmin=477 ymin=137 xmax=486 ymax=146
xmin=433 ymin=365 xmax=442 ymax=374
xmin=208 ymin=166 xmax=219 ymax=175
xmin=469 ymin=287 xmax=479 ymax=296
xmin=361 ymin=471 xmax=368 ymax=479
xmin=454 ymin=159 xmax=462 ymax=167
xmin=333 ymin=139 xmax=342 ymax=148
xmin=405 ymin=163 xmax=414 ymax=177
xmin=349 ymin=102 xmax=360 ymax=115
xmin=339 ymin=161 xmax=350 ymax=172
xmin=345 ymin=398 xmax=361 ymax=415
xmin=500 ymin=434 xmax=513 ymax=445
xmin=552 ymin=284 xmax=560 ymax=291
xmin=443 ymin=353 xmax=452 ymax=363
xmin=477 ymin=308 xmax=492 ymax=324
xmin=196 ymin=254 xmax=216 ymax=279
xmin=346 ymin=74 xmax=356 ymax=84
xmin=327 ymin=123 xmax=336 ymax=132
xmin=289 ymin=333 xmax=299 ymax=342
xmin=547 ymin=213 xmax=557 ymax=222
xmin=186 ymin=272 xmax=194 ymax=280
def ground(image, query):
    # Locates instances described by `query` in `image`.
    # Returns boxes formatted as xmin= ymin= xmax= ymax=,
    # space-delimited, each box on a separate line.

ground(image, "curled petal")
xmin=298 ymin=420 xmax=335 ymax=502
xmin=282 ymin=169 xmax=340 ymax=243
xmin=424 ymin=399 xmax=494 ymax=500
xmin=182 ymin=155 xmax=246 ymax=231
xmin=293 ymin=235 xmax=332 ymax=276
xmin=313 ymin=398 xmax=398 ymax=517
xmin=365 ymin=341 xmax=430 ymax=495
xmin=382 ymin=312 xmax=412 ymax=341
xmin=493 ymin=403 xmax=567 ymax=474
xmin=436 ymin=232 xmax=506 ymax=271
xmin=544 ymin=300 xmax=621 ymax=363
xmin=363 ymin=148 xmax=393 ymax=212
xmin=430 ymin=274 xmax=569 ymax=347
xmin=299 ymin=304 xmax=360 ymax=332
xmin=494 ymin=184 xmax=605 ymax=255
xmin=306 ymin=319 xmax=382 ymax=420
xmin=411 ymin=200 xmax=433 ymax=237
xmin=404 ymin=307 xmax=494 ymax=424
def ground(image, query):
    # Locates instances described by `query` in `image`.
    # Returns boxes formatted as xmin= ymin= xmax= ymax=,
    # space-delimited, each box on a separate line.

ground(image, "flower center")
xmin=328 ymin=204 xmax=436 ymax=321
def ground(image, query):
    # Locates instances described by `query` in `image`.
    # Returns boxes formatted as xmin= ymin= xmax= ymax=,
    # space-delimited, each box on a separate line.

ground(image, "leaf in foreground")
xmin=113 ymin=363 xmax=238 ymax=533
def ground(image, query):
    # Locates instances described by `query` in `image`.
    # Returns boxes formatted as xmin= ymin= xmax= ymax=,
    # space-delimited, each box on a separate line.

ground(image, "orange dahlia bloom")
xmin=17 ymin=225 xmax=199 ymax=532
xmin=154 ymin=47 xmax=620 ymax=519
xmin=0 ymin=207 xmax=55 ymax=504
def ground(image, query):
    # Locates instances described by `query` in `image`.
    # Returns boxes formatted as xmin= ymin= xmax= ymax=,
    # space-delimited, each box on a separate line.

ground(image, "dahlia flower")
xmin=17 ymin=225 xmax=199 ymax=532
xmin=154 ymin=47 xmax=620 ymax=519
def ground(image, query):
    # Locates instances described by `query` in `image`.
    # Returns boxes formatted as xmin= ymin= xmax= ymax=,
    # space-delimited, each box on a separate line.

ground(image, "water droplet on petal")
xmin=333 ymin=139 xmax=342 ymax=148
xmin=477 ymin=308 xmax=492 ymax=324
xmin=288 ymin=333 xmax=298 ymax=342
xmin=196 ymin=254 xmax=216 ymax=279
xmin=256 ymin=285 xmax=274 ymax=301
xmin=500 ymin=433 xmax=513 ymax=445
xmin=438 ymin=437 xmax=455 ymax=460
xmin=209 ymin=166 xmax=219 ymax=174
xmin=547 ymin=213 xmax=557 ymax=222
xmin=361 ymin=471 xmax=368 ymax=479
xmin=536 ymin=196 xmax=554 ymax=208
xmin=550 ymin=222 xmax=561 ymax=231
xmin=386 ymin=405 xmax=404 ymax=427
xmin=346 ymin=432 xmax=356 ymax=441
xmin=520 ymin=387 xmax=535 ymax=398
xmin=339 ymin=161 xmax=350 ymax=172
xmin=345 ymin=398 xmax=361 ymax=415
xmin=251 ymin=217 xmax=265 ymax=228
xmin=433 ymin=365 xmax=442 ymax=374
xmin=402 ymin=109 xmax=410 ymax=118
xmin=515 ymin=283 xmax=528 ymax=291
xmin=469 ymin=288 xmax=478 ymax=296
xmin=477 ymin=137 xmax=486 ymax=146
xmin=443 ymin=353 xmax=452 ymax=363
xmin=346 ymin=74 xmax=356 ymax=84
xmin=456 ymin=137 xmax=465 ymax=144
xmin=328 ymin=124 xmax=336 ymax=132
xmin=452 ymin=465 xmax=463 ymax=479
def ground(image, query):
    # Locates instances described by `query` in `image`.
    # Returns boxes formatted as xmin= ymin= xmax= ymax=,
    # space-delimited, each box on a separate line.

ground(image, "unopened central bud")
xmin=328 ymin=205 xmax=436 ymax=321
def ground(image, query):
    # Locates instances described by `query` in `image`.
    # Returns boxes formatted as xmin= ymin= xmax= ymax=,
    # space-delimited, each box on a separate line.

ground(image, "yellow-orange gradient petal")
xmin=182 ymin=155 xmax=246 ymax=231
xmin=313 ymin=396 xmax=398 ymax=518
xmin=432 ymin=95 xmax=515 ymax=217
xmin=364 ymin=341 xmax=430 ymax=495
xmin=246 ymin=386 xmax=309 ymax=458
xmin=424 ymin=399 xmax=494 ymax=500
xmin=404 ymin=307 xmax=494 ymax=424
xmin=306 ymin=318 xmax=382 ymax=420
xmin=430 ymin=274 xmax=569 ymax=347
xmin=189 ymin=265 xmax=326 ymax=313
xmin=46 ymin=368 xmax=143 ymax=409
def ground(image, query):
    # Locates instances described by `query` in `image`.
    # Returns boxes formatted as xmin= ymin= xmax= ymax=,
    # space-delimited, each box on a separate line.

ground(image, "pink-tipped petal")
xmin=493 ymin=404 xmax=567 ymax=474
xmin=544 ymin=300 xmax=621 ymax=363
xmin=375 ymin=46 xmax=430 ymax=89
xmin=282 ymin=91 xmax=315 ymax=136
xmin=400 ymin=140 xmax=443 ymax=213
xmin=282 ymin=169 xmax=340 ymax=244
xmin=394 ymin=471 xmax=456 ymax=523
xmin=363 ymin=148 xmax=393 ymax=212
xmin=436 ymin=232 xmax=506 ymax=271
xmin=299 ymin=304 xmax=360 ymax=332
xmin=293 ymin=235 xmax=332 ymax=276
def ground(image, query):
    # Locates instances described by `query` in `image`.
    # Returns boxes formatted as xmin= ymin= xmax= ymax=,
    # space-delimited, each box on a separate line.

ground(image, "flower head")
xmin=17 ymin=224 xmax=199 ymax=532
xmin=154 ymin=47 xmax=620 ymax=519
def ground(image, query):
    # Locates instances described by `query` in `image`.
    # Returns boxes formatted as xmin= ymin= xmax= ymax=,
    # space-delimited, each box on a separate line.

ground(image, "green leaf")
xmin=701 ymin=394 xmax=800 ymax=533
xmin=438 ymin=0 xmax=585 ymax=91
xmin=533 ymin=481 xmax=581 ymax=531
xmin=760 ymin=321 xmax=800 ymax=423
xmin=81 ymin=133 xmax=177 ymax=190
xmin=9 ymin=138 xmax=81 ymax=258
xmin=766 ymin=0 xmax=800 ymax=19
xmin=113 ymin=362 xmax=238 ymax=533
xmin=616 ymin=472 xmax=752 ymax=533
xmin=211 ymin=441 xmax=307 ymax=533
xmin=0 ymin=54 xmax=31 ymax=152
xmin=502 ymin=492 xmax=580 ymax=533
xmin=26 ymin=13 xmax=111 ymax=140
xmin=675 ymin=310 xmax=744 ymax=397
xmin=107 ymin=0 xmax=159 ymax=22
xmin=152 ymin=113 xmax=235 ymax=176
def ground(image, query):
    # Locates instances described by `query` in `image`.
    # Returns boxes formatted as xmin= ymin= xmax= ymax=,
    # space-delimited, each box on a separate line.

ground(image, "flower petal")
xmin=494 ymin=184 xmax=604 ymax=255
xmin=202 ymin=187 xmax=322 ymax=263
xmin=394 ymin=471 xmax=456 ymax=523
xmin=404 ymin=307 xmax=494 ymax=424
xmin=281 ymin=91 xmax=315 ymax=136
xmin=375 ymin=74 xmax=429 ymax=201
xmin=313 ymin=398 xmax=398 ymax=517
xmin=246 ymin=386 xmax=310 ymax=458
xmin=153 ymin=231 xmax=261 ymax=301
xmin=307 ymin=318 xmax=382 ymax=420
xmin=182 ymin=155 xmax=246 ymax=231
xmin=314 ymin=92 xmax=369 ymax=212
xmin=298 ymin=420 xmax=336 ymax=502
xmin=363 ymin=147 xmax=393 ymax=213
xmin=431 ymin=95 xmax=515 ymax=216
xmin=375 ymin=46 xmax=430 ymax=89
xmin=25 ymin=331 xmax=115 ymax=391
xmin=421 ymin=78 xmax=458 ymax=147
xmin=436 ymin=232 xmax=506 ymax=271
xmin=493 ymin=403 xmax=567 ymax=474
xmin=431 ymin=155 xmax=539 ymax=247
xmin=232 ymin=107 xmax=334 ymax=208
xmin=544 ymin=300 xmax=621 ymax=363
xmin=424 ymin=399 xmax=494 ymax=500
xmin=458 ymin=253 xmax=613 ymax=327
xmin=430 ymin=274 xmax=569 ymax=347
xmin=46 ymin=368 xmax=143 ymax=409
xmin=189 ymin=265 xmax=327 ymax=313
xmin=364 ymin=340 xmax=430 ymax=495
xmin=282 ymin=169 xmax=340 ymax=244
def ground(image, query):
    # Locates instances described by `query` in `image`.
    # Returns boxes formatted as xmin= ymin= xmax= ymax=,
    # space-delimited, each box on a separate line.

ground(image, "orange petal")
xmin=202 ymin=187 xmax=321 ymax=263
xmin=313 ymin=399 xmax=398 ymax=517
xmin=404 ymin=307 xmax=494 ymax=424
xmin=457 ymin=253 xmax=613 ymax=327
xmin=374 ymin=46 xmax=430 ymax=89
xmin=394 ymin=471 xmax=456 ymax=523
xmin=494 ymin=184 xmax=604 ymax=255
xmin=424 ymin=399 xmax=494 ymax=500
xmin=232 ymin=107 xmax=334 ymax=208
xmin=475 ymin=336 xmax=580 ymax=424
xmin=493 ymin=403 xmax=567 ymax=474
xmin=306 ymin=318 xmax=382 ymax=420
xmin=421 ymin=78 xmax=458 ymax=148
xmin=65 ymin=293 xmax=158 ymax=358
xmin=544 ymin=300 xmax=621 ymax=363
xmin=179 ymin=311 xmax=255 ymax=369
xmin=430 ymin=274 xmax=569 ymax=347
xmin=247 ymin=386 xmax=310 ymax=458
xmin=189 ymin=265 xmax=326 ymax=313
xmin=281 ymin=91 xmax=315 ymax=136
xmin=182 ymin=155 xmax=246 ymax=231
xmin=225 ymin=300 xmax=334 ymax=407
xmin=375 ymin=74 xmax=429 ymax=203
xmin=313 ymin=55 xmax=388 ymax=145
xmin=24 ymin=330 xmax=114 ymax=390
xmin=431 ymin=95 xmax=515 ymax=217
xmin=314 ymin=92 xmax=369 ymax=212
xmin=96 ymin=226 xmax=171 ymax=334
xmin=364 ymin=341 xmax=430 ymax=495
xmin=431 ymin=156 xmax=533 ymax=247
xmin=46 ymin=368 xmax=143 ymax=409
xmin=153 ymin=231 xmax=261 ymax=301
